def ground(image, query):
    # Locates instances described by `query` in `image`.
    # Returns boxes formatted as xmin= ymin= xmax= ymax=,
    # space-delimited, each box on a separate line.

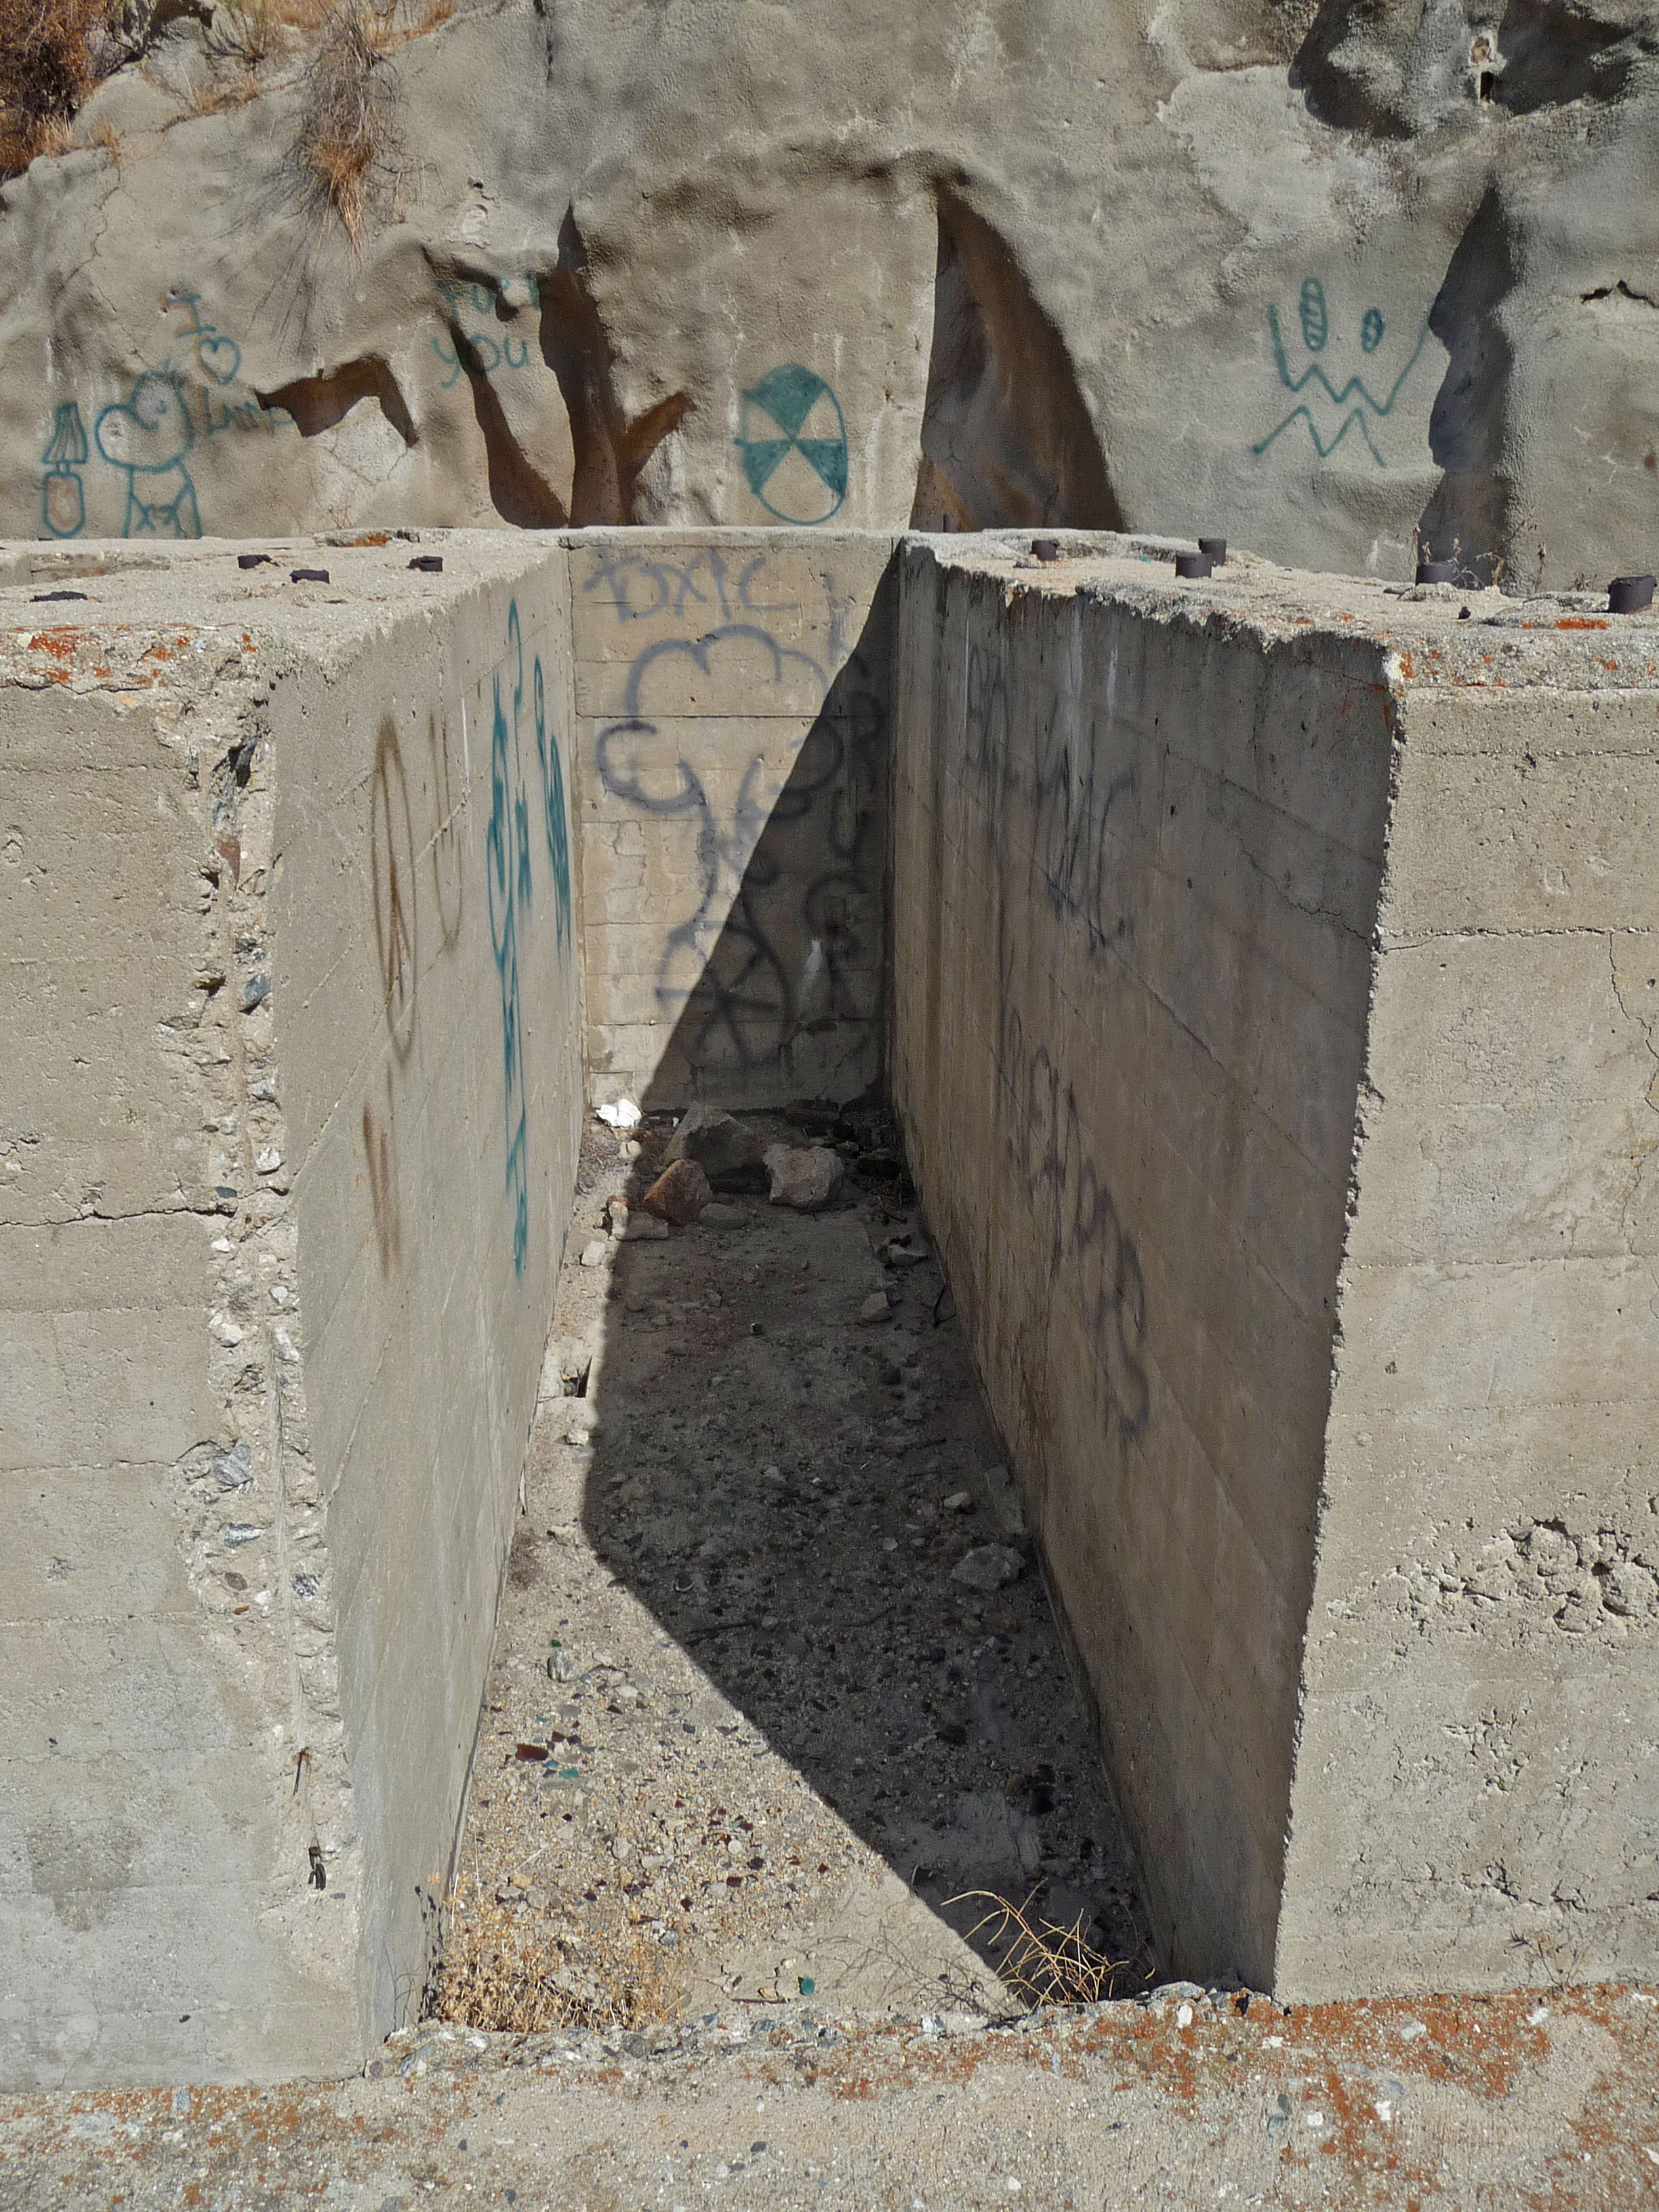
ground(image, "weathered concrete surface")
xmin=0 ymin=533 xmax=582 ymax=2087
xmin=1 ymin=1984 xmax=1656 ymax=2209
xmin=892 ymin=535 xmax=1659 ymax=1998
xmin=572 ymin=531 xmax=892 ymax=1111
xmin=0 ymin=0 xmax=1656 ymax=586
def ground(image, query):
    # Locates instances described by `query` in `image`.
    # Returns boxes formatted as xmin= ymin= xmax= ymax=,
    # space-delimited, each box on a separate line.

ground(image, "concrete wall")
xmin=571 ymin=531 xmax=894 ymax=1111
xmin=892 ymin=537 xmax=1659 ymax=1996
xmin=0 ymin=535 xmax=581 ymax=2086
xmin=890 ymin=538 xmax=1395 ymax=1987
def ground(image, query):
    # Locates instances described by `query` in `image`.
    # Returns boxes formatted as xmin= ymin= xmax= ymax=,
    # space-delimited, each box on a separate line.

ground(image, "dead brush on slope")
xmin=951 ymin=1889 xmax=1145 ymax=2007
xmin=0 ymin=0 xmax=117 ymax=176
xmin=291 ymin=0 xmax=403 ymax=249
xmin=430 ymin=1868 xmax=685 ymax=2036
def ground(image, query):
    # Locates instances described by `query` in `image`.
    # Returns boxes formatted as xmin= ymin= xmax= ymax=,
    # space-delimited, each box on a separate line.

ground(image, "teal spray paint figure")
xmin=94 ymin=373 xmax=201 ymax=538
xmin=39 ymin=402 xmax=89 ymax=537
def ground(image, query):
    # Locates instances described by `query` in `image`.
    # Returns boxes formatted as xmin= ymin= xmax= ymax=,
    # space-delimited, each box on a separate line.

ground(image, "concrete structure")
xmin=1 ymin=535 xmax=583 ymax=2086
xmin=892 ymin=535 xmax=1659 ymax=1998
xmin=3 ymin=523 xmax=1656 ymax=2087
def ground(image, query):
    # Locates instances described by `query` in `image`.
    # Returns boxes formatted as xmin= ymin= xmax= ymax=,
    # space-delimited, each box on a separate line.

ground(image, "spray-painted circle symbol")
xmin=735 ymin=365 xmax=847 ymax=525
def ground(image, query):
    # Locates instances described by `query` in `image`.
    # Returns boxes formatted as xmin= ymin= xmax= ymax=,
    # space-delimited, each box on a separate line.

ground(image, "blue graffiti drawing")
xmin=39 ymin=402 xmax=88 ymax=538
xmin=432 ymin=276 xmax=538 ymax=384
xmin=1252 ymin=282 xmax=1429 ymax=466
xmin=532 ymin=653 xmax=572 ymax=956
xmin=486 ymin=595 xmax=567 ymax=1277
xmin=735 ymin=365 xmax=847 ymax=524
xmin=94 ymin=373 xmax=201 ymax=537
xmin=162 ymin=290 xmax=243 ymax=386
xmin=487 ymin=613 xmax=532 ymax=1277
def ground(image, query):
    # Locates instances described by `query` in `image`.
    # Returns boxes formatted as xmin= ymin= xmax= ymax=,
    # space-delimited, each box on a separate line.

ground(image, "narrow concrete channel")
xmin=432 ymin=1105 xmax=1153 ymax=2034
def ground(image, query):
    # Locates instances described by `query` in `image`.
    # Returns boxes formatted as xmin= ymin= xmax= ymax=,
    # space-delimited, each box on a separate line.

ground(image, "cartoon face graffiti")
xmin=94 ymin=373 xmax=201 ymax=538
xmin=1252 ymin=278 xmax=1429 ymax=467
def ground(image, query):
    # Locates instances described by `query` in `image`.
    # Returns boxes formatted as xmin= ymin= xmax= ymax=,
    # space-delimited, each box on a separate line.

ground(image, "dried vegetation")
xmin=0 ymin=0 xmax=117 ymax=176
xmin=952 ymin=1889 xmax=1143 ymax=2008
xmin=432 ymin=1868 xmax=686 ymax=2036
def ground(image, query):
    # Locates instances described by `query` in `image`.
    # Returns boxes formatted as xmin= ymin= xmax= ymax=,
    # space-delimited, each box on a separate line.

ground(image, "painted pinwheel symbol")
xmin=735 ymin=364 xmax=848 ymax=523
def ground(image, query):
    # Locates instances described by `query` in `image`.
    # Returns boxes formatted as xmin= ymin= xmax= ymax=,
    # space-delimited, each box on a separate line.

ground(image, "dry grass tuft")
xmin=430 ymin=1869 xmax=686 ymax=2036
xmin=951 ymin=1889 xmax=1144 ymax=2008
xmin=291 ymin=0 xmax=403 ymax=248
xmin=76 ymin=109 xmax=120 ymax=156
xmin=0 ymin=0 xmax=117 ymax=176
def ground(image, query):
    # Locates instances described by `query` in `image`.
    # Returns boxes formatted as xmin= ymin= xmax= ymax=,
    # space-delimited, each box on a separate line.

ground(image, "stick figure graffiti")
xmin=735 ymin=365 xmax=848 ymax=523
xmin=1252 ymin=278 xmax=1430 ymax=466
xmin=94 ymin=373 xmax=201 ymax=538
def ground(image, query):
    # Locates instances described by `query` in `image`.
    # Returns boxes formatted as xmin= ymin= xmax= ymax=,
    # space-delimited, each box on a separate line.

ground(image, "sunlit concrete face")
xmin=2 ymin=526 xmax=1656 ymax=2089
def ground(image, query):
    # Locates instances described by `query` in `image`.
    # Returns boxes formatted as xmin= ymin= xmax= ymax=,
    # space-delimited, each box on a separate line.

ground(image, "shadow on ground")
xmin=567 ymin=1098 xmax=1154 ymax=2007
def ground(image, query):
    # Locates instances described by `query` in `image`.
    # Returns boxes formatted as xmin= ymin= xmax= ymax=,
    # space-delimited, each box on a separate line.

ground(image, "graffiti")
xmin=94 ymin=373 xmax=201 ymax=538
xmin=161 ymin=289 xmax=243 ymax=386
xmin=996 ymin=920 xmax=1149 ymax=1441
xmin=370 ymin=717 xmax=418 ymax=1061
xmin=432 ymin=275 xmax=539 ymax=385
xmin=965 ymin=639 xmax=1136 ymax=958
xmin=735 ymin=364 xmax=848 ymax=524
xmin=581 ymin=543 xmax=796 ymax=625
xmin=592 ymin=586 xmax=884 ymax=1076
xmin=487 ymin=597 xmax=550 ymax=1277
xmin=426 ymin=706 xmax=466 ymax=956
xmin=1252 ymin=278 xmax=1430 ymax=465
xmin=362 ymin=1077 xmax=401 ymax=1274
xmin=531 ymin=653 xmax=571 ymax=956
xmin=39 ymin=403 xmax=88 ymax=537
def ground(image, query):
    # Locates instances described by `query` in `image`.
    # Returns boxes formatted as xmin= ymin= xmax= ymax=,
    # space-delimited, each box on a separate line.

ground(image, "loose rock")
xmin=859 ymin=1291 xmax=891 ymax=1324
xmin=765 ymin=1143 xmax=844 ymax=1210
xmin=699 ymin=1202 xmax=748 ymax=1232
xmin=665 ymin=1105 xmax=766 ymax=1186
xmin=643 ymin=1158 xmax=713 ymax=1226
xmin=951 ymin=1544 xmax=1025 ymax=1593
xmin=579 ymin=1238 xmax=610 ymax=1269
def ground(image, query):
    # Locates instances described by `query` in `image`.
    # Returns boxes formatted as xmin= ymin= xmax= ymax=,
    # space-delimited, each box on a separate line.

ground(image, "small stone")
xmin=255 ymin=1146 xmax=282 ymax=1175
xmin=859 ymin=1291 xmax=890 ymax=1324
xmin=642 ymin=1157 xmax=713 ymax=1226
xmin=764 ymin=1143 xmax=844 ymax=1212
xmin=951 ymin=1544 xmax=1025 ymax=1593
xmin=619 ymin=1213 xmax=670 ymax=1242
xmin=212 ymin=1441 xmax=253 ymax=1490
xmin=579 ymin=1238 xmax=610 ymax=1268
xmin=942 ymin=1490 xmax=975 ymax=1514
xmin=1603 ymin=1561 xmax=1658 ymax=1616
xmin=699 ymin=1202 xmax=747 ymax=1231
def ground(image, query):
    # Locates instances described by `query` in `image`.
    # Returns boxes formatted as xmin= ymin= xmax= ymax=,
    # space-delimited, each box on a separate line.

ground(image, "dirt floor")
xmin=432 ymin=1103 xmax=1152 ymax=2036
xmin=5 ymin=1108 xmax=1658 ymax=2209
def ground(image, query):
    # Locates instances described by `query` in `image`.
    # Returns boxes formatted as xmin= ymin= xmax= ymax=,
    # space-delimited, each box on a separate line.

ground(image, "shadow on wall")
xmin=910 ymin=192 xmax=1124 ymax=534
xmin=1415 ymin=184 xmax=1518 ymax=586
xmin=259 ymin=210 xmax=690 ymax=528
